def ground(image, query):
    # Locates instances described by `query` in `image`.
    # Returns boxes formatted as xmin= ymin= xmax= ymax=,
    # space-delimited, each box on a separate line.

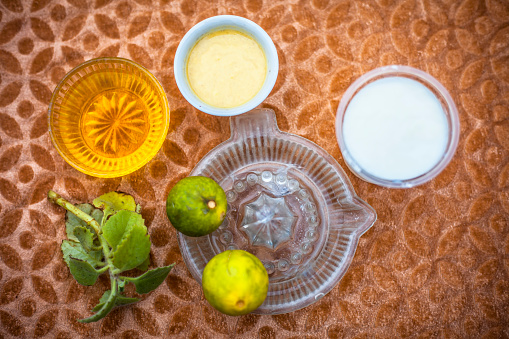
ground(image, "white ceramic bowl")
xmin=174 ymin=15 xmax=278 ymax=116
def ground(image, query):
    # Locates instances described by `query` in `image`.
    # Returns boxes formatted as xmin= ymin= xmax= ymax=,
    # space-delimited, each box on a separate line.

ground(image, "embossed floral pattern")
xmin=82 ymin=92 xmax=147 ymax=155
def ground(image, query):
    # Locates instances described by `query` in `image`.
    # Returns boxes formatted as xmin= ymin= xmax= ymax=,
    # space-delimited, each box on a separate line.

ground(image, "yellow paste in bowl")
xmin=186 ymin=29 xmax=267 ymax=108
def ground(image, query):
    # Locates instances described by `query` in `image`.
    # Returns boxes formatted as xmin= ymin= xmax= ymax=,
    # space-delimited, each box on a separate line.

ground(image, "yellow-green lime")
xmin=166 ymin=176 xmax=227 ymax=237
xmin=202 ymin=250 xmax=269 ymax=316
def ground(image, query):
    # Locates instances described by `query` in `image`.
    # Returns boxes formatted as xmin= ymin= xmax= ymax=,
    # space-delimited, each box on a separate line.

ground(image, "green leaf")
xmin=93 ymin=192 xmax=136 ymax=221
xmin=73 ymin=226 xmax=97 ymax=252
xmin=116 ymin=294 xmax=139 ymax=305
xmin=123 ymin=264 xmax=175 ymax=294
xmin=111 ymin=223 xmax=151 ymax=272
xmin=118 ymin=278 xmax=126 ymax=293
xmin=115 ymin=294 xmax=140 ymax=306
xmin=92 ymin=289 xmax=139 ymax=312
xmin=80 ymin=283 xmax=118 ymax=323
xmin=68 ymin=257 xmax=105 ymax=286
xmin=102 ymin=210 xmax=150 ymax=273
xmin=65 ymin=204 xmax=103 ymax=241
xmin=97 ymin=289 xmax=112 ymax=307
xmin=101 ymin=210 xmax=133 ymax=250
xmin=50 ymin=190 xmax=172 ymax=323
xmin=91 ymin=208 xmax=104 ymax=225
xmin=61 ymin=240 xmax=103 ymax=268
xmin=111 ymin=228 xmax=150 ymax=272
xmin=136 ymin=256 xmax=150 ymax=272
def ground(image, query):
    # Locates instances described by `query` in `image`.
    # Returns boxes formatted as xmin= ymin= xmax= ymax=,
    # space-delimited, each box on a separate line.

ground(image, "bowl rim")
xmin=48 ymin=57 xmax=170 ymax=178
xmin=173 ymin=15 xmax=279 ymax=116
xmin=335 ymin=65 xmax=460 ymax=188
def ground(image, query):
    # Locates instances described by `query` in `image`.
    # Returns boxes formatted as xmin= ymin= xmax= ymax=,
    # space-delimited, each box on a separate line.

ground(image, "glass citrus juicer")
xmin=48 ymin=57 xmax=169 ymax=178
xmin=178 ymin=108 xmax=377 ymax=314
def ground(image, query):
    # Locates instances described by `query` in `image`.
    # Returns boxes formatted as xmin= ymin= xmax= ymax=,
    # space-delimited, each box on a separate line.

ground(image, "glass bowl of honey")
xmin=174 ymin=15 xmax=278 ymax=116
xmin=49 ymin=57 xmax=170 ymax=178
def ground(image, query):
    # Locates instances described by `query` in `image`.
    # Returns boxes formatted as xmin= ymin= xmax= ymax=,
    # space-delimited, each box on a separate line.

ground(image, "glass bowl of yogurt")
xmin=174 ymin=15 xmax=278 ymax=116
xmin=335 ymin=65 xmax=460 ymax=188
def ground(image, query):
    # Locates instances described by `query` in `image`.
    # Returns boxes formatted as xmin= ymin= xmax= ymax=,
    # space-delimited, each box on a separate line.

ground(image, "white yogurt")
xmin=342 ymin=77 xmax=449 ymax=181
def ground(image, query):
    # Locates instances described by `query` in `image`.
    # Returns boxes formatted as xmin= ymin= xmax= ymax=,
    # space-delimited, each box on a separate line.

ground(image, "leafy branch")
xmin=48 ymin=190 xmax=174 ymax=323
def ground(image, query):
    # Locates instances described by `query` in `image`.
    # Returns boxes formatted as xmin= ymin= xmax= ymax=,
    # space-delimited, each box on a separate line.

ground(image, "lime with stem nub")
xmin=166 ymin=176 xmax=227 ymax=237
xmin=202 ymin=250 xmax=269 ymax=316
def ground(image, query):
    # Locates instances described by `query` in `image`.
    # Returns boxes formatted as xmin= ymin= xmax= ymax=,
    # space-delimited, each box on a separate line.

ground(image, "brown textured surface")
xmin=0 ymin=0 xmax=508 ymax=337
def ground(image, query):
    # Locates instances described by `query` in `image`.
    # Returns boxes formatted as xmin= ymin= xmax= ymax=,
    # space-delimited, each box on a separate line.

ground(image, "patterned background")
xmin=0 ymin=0 xmax=508 ymax=337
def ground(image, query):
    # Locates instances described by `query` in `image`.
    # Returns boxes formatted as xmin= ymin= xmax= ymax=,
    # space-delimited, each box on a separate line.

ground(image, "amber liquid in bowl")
xmin=49 ymin=58 xmax=169 ymax=178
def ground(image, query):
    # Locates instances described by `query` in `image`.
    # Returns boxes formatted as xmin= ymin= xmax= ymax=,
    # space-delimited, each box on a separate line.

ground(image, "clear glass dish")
xmin=178 ymin=109 xmax=376 ymax=314
xmin=335 ymin=65 xmax=460 ymax=188
xmin=49 ymin=57 xmax=170 ymax=178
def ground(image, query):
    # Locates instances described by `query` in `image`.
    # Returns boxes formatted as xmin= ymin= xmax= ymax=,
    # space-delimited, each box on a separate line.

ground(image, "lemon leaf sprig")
xmin=48 ymin=190 xmax=174 ymax=323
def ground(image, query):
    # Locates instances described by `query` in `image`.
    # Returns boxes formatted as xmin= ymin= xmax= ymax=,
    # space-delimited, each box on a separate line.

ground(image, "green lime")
xmin=202 ymin=250 xmax=269 ymax=316
xmin=166 ymin=176 xmax=227 ymax=237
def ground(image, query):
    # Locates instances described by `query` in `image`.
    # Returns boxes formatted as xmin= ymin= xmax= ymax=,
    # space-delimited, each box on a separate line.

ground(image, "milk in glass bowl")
xmin=335 ymin=65 xmax=460 ymax=188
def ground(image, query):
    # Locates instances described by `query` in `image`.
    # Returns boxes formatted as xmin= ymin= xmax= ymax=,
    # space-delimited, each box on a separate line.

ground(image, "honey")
xmin=80 ymin=90 xmax=150 ymax=158
xmin=49 ymin=58 xmax=169 ymax=177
